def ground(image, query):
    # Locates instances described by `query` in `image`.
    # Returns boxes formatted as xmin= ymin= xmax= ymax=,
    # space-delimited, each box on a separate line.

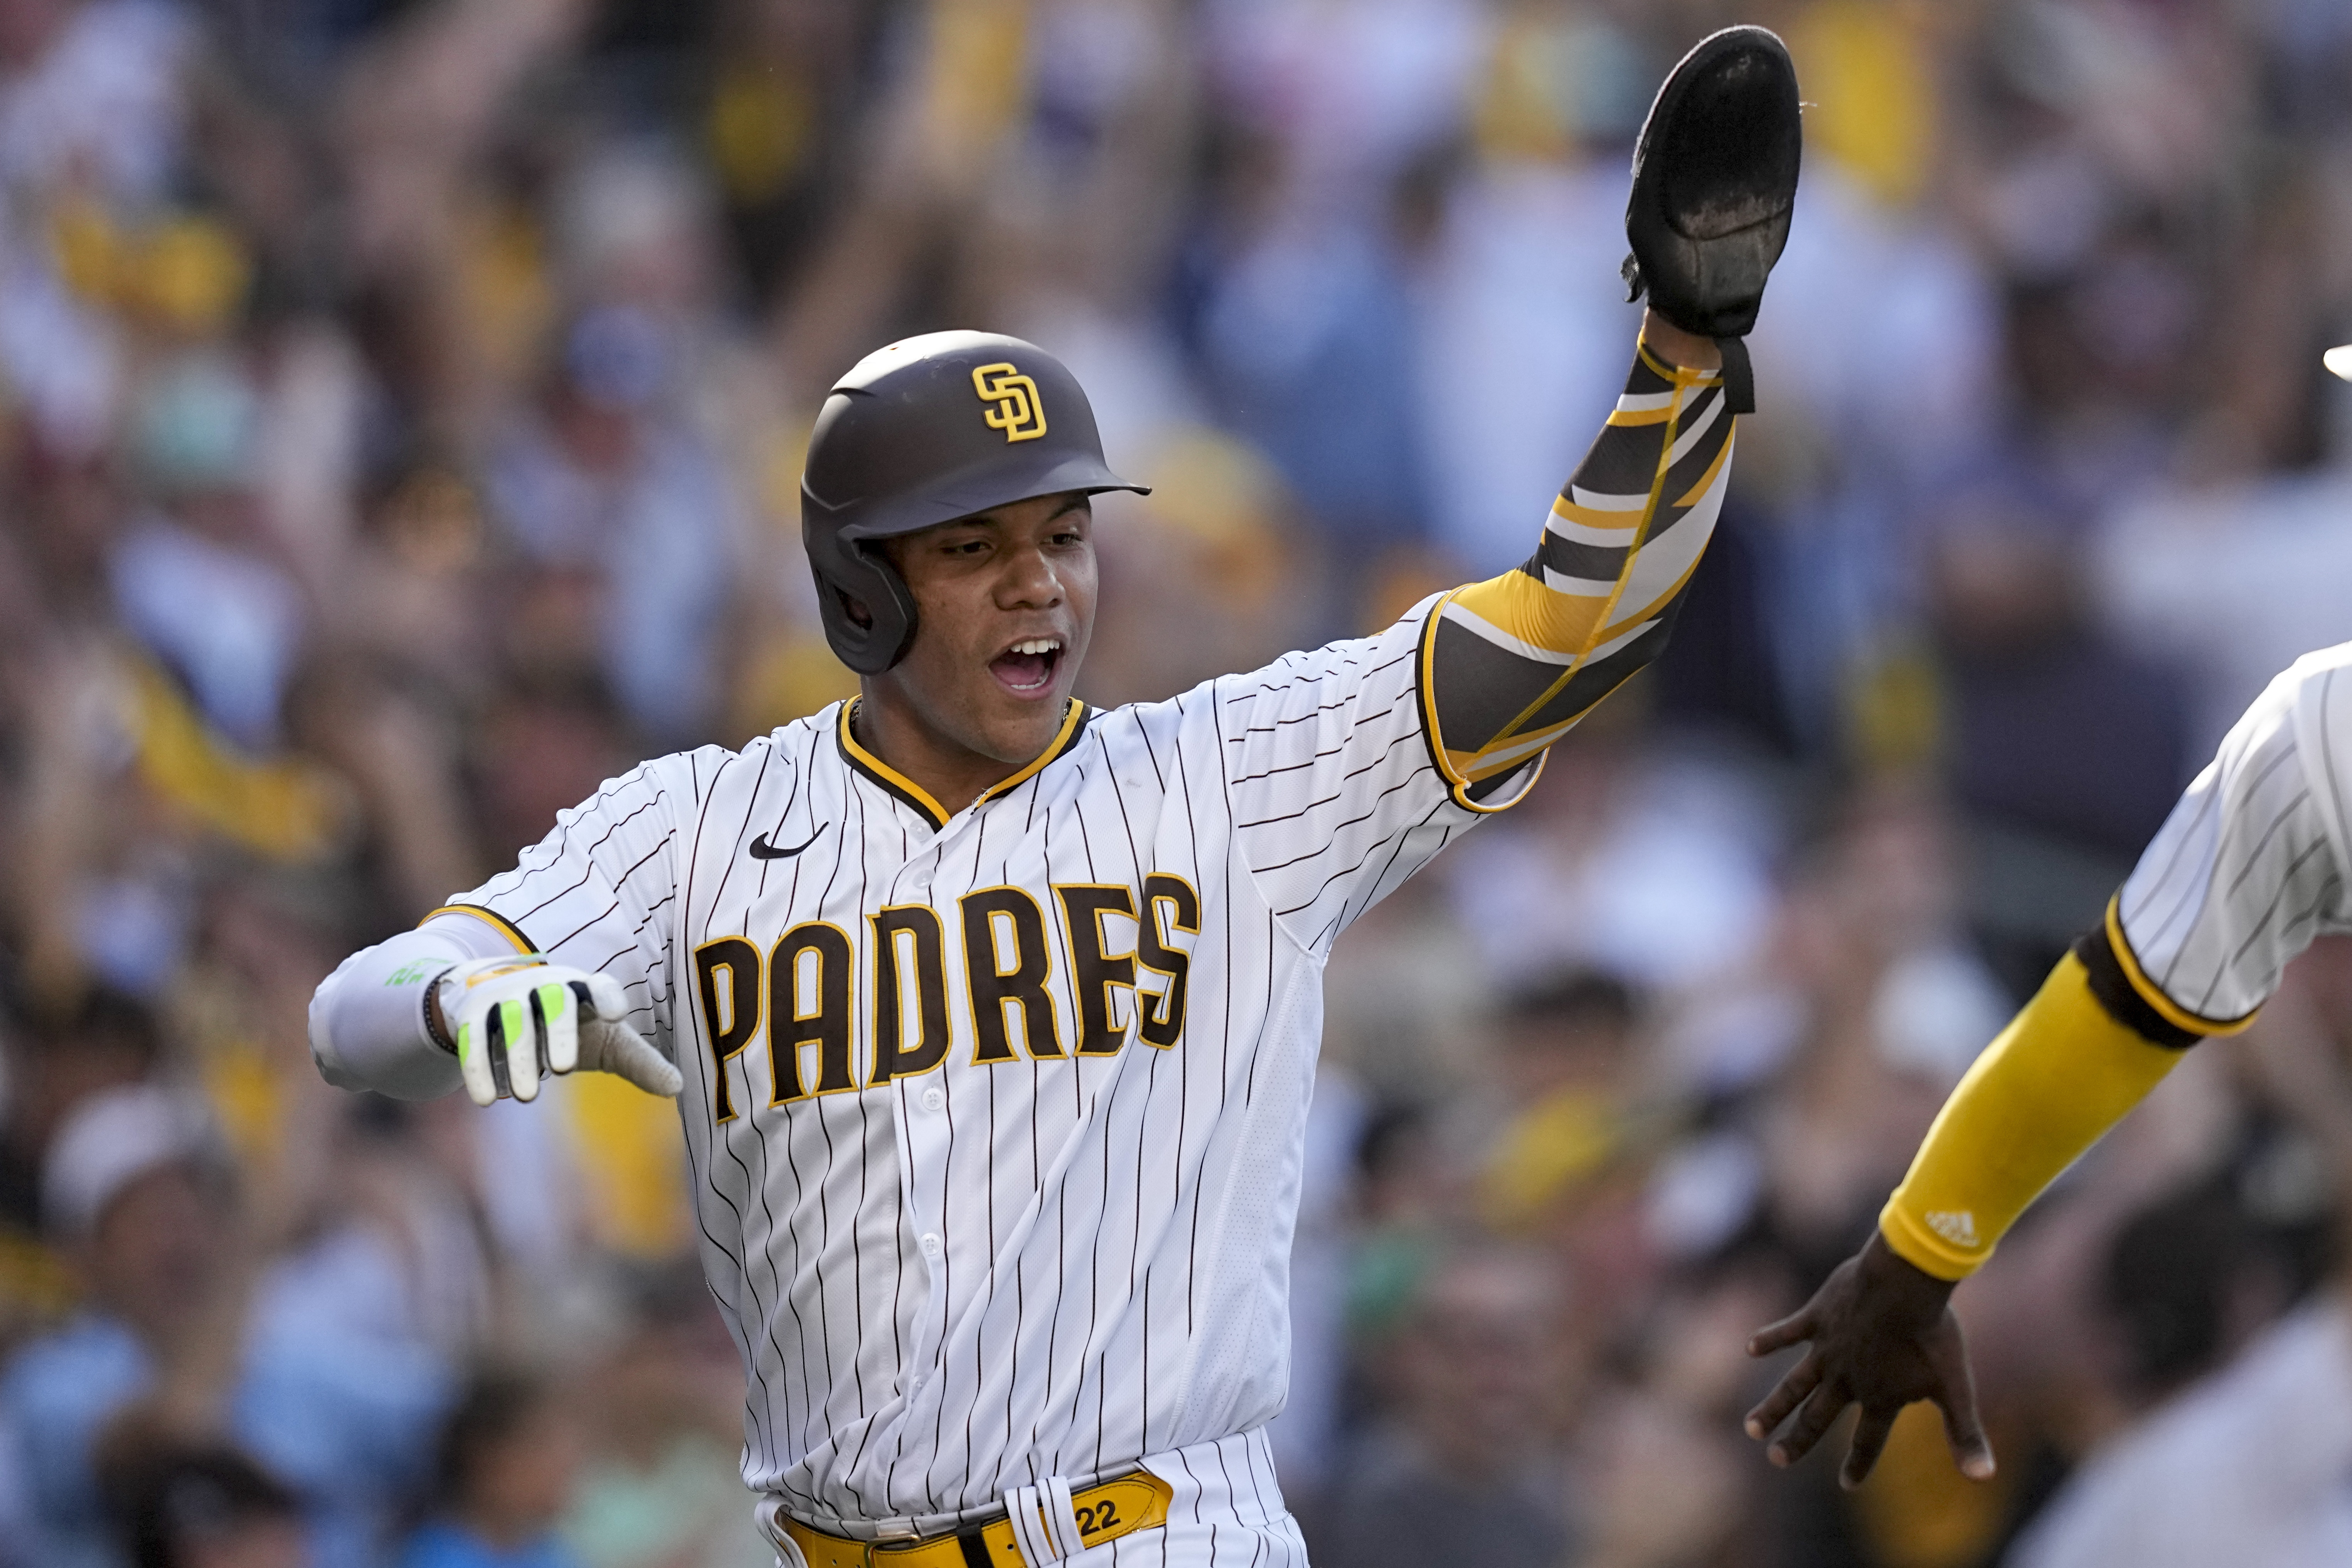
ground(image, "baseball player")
xmin=1742 ymin=347 xmax=2352 ymax=1493
xmin=308 ymin=30 xmax=1798 ymax=1566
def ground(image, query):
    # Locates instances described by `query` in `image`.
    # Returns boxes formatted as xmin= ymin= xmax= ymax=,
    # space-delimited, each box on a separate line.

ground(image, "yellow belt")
xmin=781 ymin=1472 xmax=1173 ymax=1568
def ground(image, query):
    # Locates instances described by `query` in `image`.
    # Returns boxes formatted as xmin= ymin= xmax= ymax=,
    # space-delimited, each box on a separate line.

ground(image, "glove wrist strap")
xmin=1715 ymin=336 xmax=1755 ymax=415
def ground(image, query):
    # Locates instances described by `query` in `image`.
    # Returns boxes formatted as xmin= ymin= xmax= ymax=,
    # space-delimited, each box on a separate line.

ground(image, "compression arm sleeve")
xmin=1880 ymin=925 xmax=2230 ymax=1280
xmin=1420 ymin=337 xmax=1732 ymax=807
xmin=307 ymin=914 xmax=513 ymax=1099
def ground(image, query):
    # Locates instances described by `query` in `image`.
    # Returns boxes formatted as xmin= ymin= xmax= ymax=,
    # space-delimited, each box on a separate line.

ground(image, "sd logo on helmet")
xmin=799 ymin=331 xmax=1147 ymax=675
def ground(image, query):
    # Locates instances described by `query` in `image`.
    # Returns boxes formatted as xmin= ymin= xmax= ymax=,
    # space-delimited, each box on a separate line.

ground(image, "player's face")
xmin=879 ymin=491 xmax=1097 ymax=765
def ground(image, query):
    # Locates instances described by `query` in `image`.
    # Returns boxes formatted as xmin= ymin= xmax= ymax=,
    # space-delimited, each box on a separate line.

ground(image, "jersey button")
xmin=920 ymin=1087 xmax=945 ymax=1112
xmin=919 ymin=1232 xmax=943 ymax=1259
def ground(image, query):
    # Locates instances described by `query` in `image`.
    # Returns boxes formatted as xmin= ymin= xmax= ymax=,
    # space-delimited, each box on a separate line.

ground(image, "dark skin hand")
xmin=1743 ymin=1230 xmax=1997 ymax=1489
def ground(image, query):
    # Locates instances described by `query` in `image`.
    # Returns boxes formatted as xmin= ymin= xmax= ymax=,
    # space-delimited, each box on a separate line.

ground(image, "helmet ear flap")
xmin=807 ymin=530 xmax=919 ymax=675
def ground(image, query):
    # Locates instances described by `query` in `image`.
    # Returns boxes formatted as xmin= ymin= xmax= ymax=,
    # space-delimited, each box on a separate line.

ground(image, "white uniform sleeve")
xmin=1220 ymin=604 xmax=1537 ymax=957
xmin=309 ymin=750 xmax=707 ymax=1100
xmin=2116 ymin=644 xmax=2352 ymax=1026
xmin=438 ymin=751 xmax=709 ymax=1041
xmin=2010 ymin=1300 xmax=2352 ymax=1568
xmin=307 ymin=918 xmax=510 ymax=1098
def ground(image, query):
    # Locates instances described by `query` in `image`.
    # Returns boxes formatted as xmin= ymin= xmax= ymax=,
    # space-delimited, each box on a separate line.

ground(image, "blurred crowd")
xmin=2 ymin=0 xmax=2352 ymax=1565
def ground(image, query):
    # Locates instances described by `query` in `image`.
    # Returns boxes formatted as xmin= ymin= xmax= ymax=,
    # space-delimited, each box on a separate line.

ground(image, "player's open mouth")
xmin=990 ymin=637 xmax=1062 ymax=695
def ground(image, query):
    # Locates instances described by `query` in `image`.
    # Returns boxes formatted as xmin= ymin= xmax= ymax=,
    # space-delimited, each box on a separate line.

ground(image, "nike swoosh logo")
xmin=749 ymin=826 xmax=828 ymax=860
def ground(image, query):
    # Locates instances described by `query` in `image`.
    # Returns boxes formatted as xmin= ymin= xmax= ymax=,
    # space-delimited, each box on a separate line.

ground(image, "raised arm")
xmin=1746 ymin=646 xmax=2352 ymax=1486
xmin=1424 ymin=17 xmax=1801 ymax=803
xmin=1421 ymin=316 xmax=1729 ymax=808
xmin=1224 ymin=26 xmax=1796 ymax=948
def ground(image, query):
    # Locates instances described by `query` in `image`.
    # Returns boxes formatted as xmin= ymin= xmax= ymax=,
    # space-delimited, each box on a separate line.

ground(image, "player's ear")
xmin=838 ymin=589 xmax=875 ymax=630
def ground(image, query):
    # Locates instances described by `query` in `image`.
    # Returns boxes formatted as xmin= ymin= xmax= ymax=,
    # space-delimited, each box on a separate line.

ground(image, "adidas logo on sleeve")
xmin=1925 ymin=1210 xmax=1979 ymax=1248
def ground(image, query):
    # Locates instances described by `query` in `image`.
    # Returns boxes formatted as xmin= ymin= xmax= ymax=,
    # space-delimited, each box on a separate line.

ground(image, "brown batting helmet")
xmin=800 ymin=331 xmax=1148 ymax=675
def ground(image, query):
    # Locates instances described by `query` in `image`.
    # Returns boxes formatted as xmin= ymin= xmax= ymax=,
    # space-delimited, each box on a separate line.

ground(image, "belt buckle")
xmin=861 ymin=1524 xmax=924 ymax=1567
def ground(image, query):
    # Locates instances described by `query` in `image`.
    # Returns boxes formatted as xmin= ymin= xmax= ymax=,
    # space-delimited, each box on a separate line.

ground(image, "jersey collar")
xmin=836 ymin=698 xmax=1089 ymax=831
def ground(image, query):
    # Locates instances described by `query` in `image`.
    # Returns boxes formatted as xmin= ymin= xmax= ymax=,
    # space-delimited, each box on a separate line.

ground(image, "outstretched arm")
xmin=1420 ymin=313 xmax=1731 ymax=807
xmin=309 ymin=751 xmax=704 ymax=1107
xmin=1746 ymin=647 xmax=2352 ymax=1486
xmin=1224 ymin=25 xmax=1790 ymax=947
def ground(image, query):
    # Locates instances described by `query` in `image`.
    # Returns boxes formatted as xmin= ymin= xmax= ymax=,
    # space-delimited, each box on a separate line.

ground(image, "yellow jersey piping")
xmin=837 ymin=698 xmax=1087 ymax=830
xmin=977 ymin=699 xmax=1089 ymax=806
xmin=424 ymin=903 xmax=535 ymax=954
xmin=2103 ymin=896 xmax=2259 ymax=1038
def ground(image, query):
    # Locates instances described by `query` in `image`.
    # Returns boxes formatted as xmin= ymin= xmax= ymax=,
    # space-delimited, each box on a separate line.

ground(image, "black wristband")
xmin=2073 ymin=923 xmax=2200 ymax=1050
xmin=422 ymin=966 xmax=460 ymax=1055
xmin=1715 ymin=337 xmax=1755 ymax=414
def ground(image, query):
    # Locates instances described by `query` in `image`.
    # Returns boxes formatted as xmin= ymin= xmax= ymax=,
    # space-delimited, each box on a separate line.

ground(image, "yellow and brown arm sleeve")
xmin=1419 ymin=340 xmax=1734 ymax=806
xmin=1879 ymin=918 xmax=2248 ymax=1280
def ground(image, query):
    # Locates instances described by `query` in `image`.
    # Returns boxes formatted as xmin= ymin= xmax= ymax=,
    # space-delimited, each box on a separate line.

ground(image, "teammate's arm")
xmin=1744 ymin=650 xmax=2352 ymax=1487
xmin=1418 ymin=313 xmax=1732 ymax=808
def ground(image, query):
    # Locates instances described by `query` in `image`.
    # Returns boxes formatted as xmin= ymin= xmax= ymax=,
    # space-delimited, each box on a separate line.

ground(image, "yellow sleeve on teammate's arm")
xmin=1879 ymin=912 xmax=2246 ymax=1281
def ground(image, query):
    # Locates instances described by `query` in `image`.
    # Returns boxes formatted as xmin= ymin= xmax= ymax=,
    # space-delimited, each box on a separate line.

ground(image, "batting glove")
xmin=431 ymin=956 xmax=684 ymax=1107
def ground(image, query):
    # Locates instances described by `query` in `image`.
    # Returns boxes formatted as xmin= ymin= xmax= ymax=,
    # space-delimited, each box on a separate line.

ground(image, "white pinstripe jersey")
xmin=438 ymin=607 xmax=1531 ymax=1529
xmin=2114 ymin=641 xmax=2352 ymax=1031
xmin=313 ymin=342 xmax=1737 ymax=1551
